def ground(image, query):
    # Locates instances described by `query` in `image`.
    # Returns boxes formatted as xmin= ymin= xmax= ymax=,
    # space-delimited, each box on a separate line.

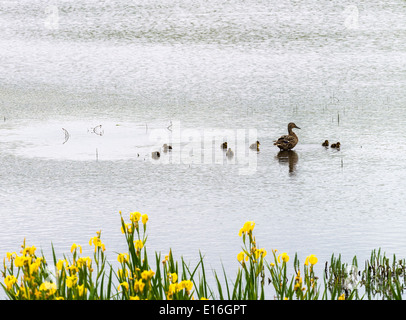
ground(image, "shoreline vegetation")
xmin=2 ymin=212 xmax=406 ymax=300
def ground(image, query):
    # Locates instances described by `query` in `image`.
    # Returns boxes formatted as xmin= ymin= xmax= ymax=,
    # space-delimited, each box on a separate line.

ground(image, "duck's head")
xmin=288 ymin=122 xmax=300 ymax=130
xmin=256 ymin=140 xmax=260 ymax=145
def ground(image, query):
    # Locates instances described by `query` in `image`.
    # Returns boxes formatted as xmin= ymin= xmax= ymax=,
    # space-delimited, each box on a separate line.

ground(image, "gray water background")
xmin=1 ymin=0 xmax=406 ymax=298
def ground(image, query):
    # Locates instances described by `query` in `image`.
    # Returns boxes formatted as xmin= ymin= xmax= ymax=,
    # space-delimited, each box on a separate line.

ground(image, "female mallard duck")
xmin=274 ymin=122 xmax=300 ymax=151
xmin=226 ymin=148 xmax=234 ymax=158
xmin=322 ymin=140 xmax=329 ymax=147
xmin=163 ymin=144 xmax=172 ymax=152
xmin=250 ymin=140 xmax=260 ymax=150
xmin=221 ymin=142 xmax=227 ymax=149
xmin=331 ymin=142 xmax=341 ymax=149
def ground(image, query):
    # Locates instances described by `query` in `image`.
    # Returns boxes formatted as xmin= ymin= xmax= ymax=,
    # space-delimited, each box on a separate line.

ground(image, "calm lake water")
xmin=1 ymin=0 xmax=406 ymax=299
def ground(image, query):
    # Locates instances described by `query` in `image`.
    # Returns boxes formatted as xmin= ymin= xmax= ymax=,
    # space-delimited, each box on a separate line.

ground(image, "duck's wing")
xmin=274 ymin=134 xmax=291 ymax=144
xmin=274 ymin=135 xmax=296 ymax=149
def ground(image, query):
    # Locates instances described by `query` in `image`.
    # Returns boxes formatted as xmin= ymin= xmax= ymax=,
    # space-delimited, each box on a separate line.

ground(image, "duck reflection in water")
xmin=276 ymin=150 xmax=298 ymax=173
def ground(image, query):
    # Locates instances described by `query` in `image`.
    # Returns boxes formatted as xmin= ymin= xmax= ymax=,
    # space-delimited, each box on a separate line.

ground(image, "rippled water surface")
xmin=1 ymin=0 xmax=406 ymax=298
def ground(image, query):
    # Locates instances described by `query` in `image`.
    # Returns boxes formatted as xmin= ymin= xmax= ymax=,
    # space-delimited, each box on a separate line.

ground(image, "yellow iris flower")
xmin=39 ymin=282 xmax=57 ymax=295
xmin=130 ymin=212 xmax=141 ymax=223
xmin=305 ymin=254 xmax=318 ymax=266
xmin=66 ymin=275 xmax=78 ymax=288
xmin=118 ymin=282 xmax=129 ymax=291
xmin=278 ymin=252 xmax=290 ymax=263
xmin=134 ymin=279 xmax=145 ymax=293
xmin=141 ymin=269 xmax=155 ymax=280
xmin=134 ymin=240 xmax=144 ymax=250
xmin=70 ymin=243 xmax=82 ymax=254
xmin=4 ymin=275 xmax=17 ymax=290
xmin=238 ymin=221 xmax=255 ymax=236
xmin=117 ymin=253 xmax=129 ymax=263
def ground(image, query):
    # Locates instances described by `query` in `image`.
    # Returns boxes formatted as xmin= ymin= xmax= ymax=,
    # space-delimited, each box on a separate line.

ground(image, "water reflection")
xmin=276 ymin=150 xmax=298 ymax=174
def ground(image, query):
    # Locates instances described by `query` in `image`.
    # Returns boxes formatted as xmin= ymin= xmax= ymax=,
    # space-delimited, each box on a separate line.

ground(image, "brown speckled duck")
xmin=274 ymin=123 xmax=300 ymax=151
xmin=151 ymin=151 xmax=160 ymax=159
xmin=322 ymin=140 xmax=329 ymax=147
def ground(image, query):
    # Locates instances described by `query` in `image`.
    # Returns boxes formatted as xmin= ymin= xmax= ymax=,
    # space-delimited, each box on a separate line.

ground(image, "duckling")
xmin=331 ymin=142 xmax=341 ymax=149
xmin=274 ymin=122 xmax=300 ymax=151
xmin=221 ymin=142 xmax=227 ymax=149
xmin=250 ymin=140 xmax=260 ymax=150
xmin=163 ymin=144 xmax=172 ymax=152
xmin=226 ymin=148 xmax=234 ymax=158
xmin=151 ymin=151 xmax=160 ymax=159
xmin=322 ymin=140 xmax=329 ymax=147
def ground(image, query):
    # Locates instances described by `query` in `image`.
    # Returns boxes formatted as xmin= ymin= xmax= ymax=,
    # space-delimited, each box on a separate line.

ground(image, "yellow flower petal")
xmin=278 ymin=252 xmax=290 ymax=263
